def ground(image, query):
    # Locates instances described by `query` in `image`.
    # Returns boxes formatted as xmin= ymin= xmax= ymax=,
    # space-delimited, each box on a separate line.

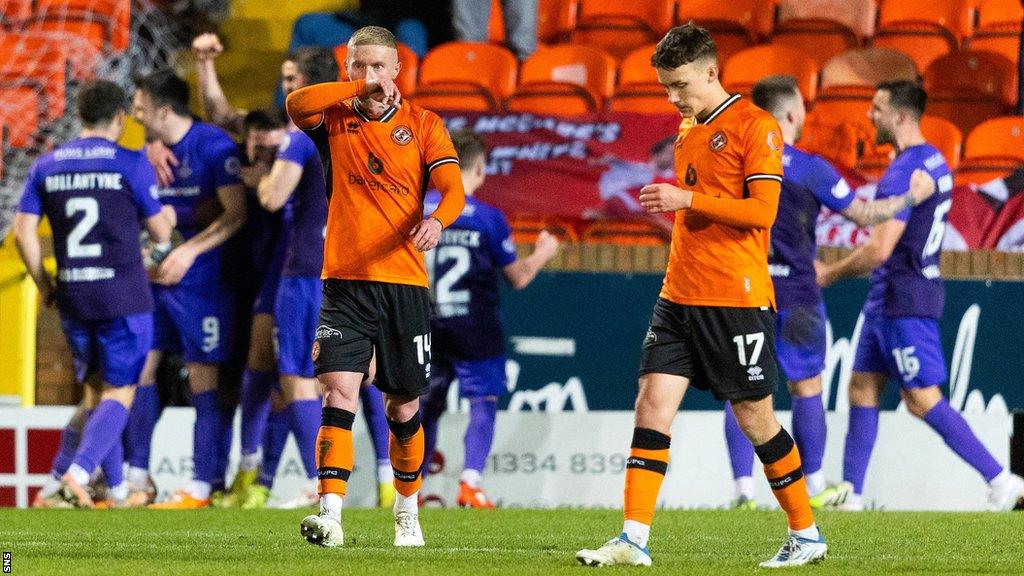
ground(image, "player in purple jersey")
xmin=815 ymin=81 xmax=1024 ymax=511
xmin=721 ymin=76 xmax=937 ymax=510
xmin=13 ymin=80 xmax=175 ymax=508
xmin=421 ymin=130 xmax=559 ymax=508
xmin=128 ymin=70 xmax=248 ymax=509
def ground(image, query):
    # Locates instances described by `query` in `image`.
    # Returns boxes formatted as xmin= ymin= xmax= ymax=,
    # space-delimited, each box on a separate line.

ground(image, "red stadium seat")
xmin=923 ymin=50 xmax=1017 ymax=136
xmin=571 ymin=0 xmax=674 ymax=61
xmin=965 ymin=117 xmax=1024 ymax=163
xmin=723 ymin=45 xmax=820 ymax=102
xmin=413 ymin=42 xmax=517 ymax=111
xmin=334 ymin=42 xmax=418 ymax=97
xmin=507 ymin=44 xmax=616 ymax=114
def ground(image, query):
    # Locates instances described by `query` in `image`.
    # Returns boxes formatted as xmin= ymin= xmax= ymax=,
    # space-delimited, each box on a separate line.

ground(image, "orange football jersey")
xmin=661 ymin=94 xmax=784 ymax=309
xmin=306 ymin=97 xmax=459 ymax=287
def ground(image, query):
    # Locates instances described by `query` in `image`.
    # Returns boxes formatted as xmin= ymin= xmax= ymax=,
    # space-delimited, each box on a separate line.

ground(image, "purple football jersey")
xmin=425 ymin=192 xmax=518 ymax=360
xmin=277 ymin=129 xmax=327 ymax=277
xmin=156 ymin=121 xmax=241 ymax=285
xmin=770 ymin=144 xmax=855 ymax=309
xmin=18 ymin=137 xmax=162 ymax=320
xmin=864 ymin=143 xmax=953 ymax=319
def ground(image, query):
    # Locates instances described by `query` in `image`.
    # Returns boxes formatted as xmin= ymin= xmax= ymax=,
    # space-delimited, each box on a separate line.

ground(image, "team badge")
xmin=709 ymin=131 xmax=728 ymax=152
xmin=767 ymin=130 xmax=782 ymax=151
xmin=391 ymin=125 xmax=413 ymax=145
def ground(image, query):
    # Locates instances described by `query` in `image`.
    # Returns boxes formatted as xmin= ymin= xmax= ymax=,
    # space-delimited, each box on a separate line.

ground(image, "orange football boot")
xmin=148 ymin=490 xmax=210 ymax=509
xmin=457 ymin=481 xmax=495 ymax=509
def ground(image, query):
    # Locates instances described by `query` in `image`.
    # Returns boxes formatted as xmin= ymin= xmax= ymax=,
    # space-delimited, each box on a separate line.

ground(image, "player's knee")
xmin=900 ymin=386 xmax=941 ymax=419
xmin=787 ymin=376 xmax=822 ymax=397
xmin=102 ymin=384 xmax=136 ymax=409
xmin=318 ymin=372 xmax=361 ymax=410
xmin=384 ymin=395 xmax=420 ymax=423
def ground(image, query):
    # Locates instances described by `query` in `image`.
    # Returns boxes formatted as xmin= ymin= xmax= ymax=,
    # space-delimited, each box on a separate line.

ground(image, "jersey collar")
xmin=352 ymin=97 xmax=399 ymax=123
xmin=698 ymin=93 xmax=741 ymax=125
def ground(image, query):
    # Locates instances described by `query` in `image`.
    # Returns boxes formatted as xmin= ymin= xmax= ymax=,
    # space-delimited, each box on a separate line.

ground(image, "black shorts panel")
xmin=314 ymin=279 xmax=431 ymax=397
xmin=639 ymin=299 xmax=778 ymax=401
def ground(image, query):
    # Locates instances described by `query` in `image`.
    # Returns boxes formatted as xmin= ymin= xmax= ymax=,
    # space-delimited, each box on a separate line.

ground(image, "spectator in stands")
xmin=453 ymin=0 xmax=537 ymax=61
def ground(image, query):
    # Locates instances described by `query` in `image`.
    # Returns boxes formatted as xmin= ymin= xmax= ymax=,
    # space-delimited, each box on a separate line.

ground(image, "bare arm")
xmin=155 ymin=184 xmax=246 ymax=285
xmin=841 ymin=169 xmax=936 ymax=227
xmin=816 ymin=218 xmax=906 ymax=287
xmin=503 ymin=230 xmax=560 ymax=290
xmin=12 ymin=212 xmax=55 ymax=305
xmin=144 ymin=205 xmax=176 ymax=244
xmin=258 ymin=159 xmax=304 ymax=212
xmin=193 ymin=33 xmax=245 ymax=135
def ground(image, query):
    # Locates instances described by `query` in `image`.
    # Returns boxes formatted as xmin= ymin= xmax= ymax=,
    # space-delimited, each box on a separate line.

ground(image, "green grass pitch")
xmin=1 ymin=508 xmax=1022 ymax=575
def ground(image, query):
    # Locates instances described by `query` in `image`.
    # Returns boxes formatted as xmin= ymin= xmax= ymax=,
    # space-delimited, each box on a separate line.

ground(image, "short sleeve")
xmin=422 ymin=112 xmax=460 ymax=173
xmin=742 ymin=113 xmax=784 ymax=186
xmin=276 ymin=131 xmax=313 ymax=167
xmin=806 ymin=155 xmax=855 ymax=213
xmin=875 ymin=162 xmax=914 ymax=222
xmin=17 ymin=161 xmax=43 ymax=215
xmin=490 ymin=209 xmax=518 ymax=268
xmin=208 ymin=134 xmax=243 ymax=189
xmin=129 ymin=152 xmax=164 ymax=219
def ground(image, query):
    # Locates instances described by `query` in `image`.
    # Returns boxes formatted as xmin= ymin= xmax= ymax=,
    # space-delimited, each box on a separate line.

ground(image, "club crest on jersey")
xmin=685 ymin=163 xmax=698 ymax=186
xmin=709 ymin=131 xmax=728 ymax=152
xmin=767 ymin=130 xmax=782 ymax=151
xmin=367 ymin=152 xmax=384 ymax=175
xmin=391 ymin=125 xmax=413 ymax=145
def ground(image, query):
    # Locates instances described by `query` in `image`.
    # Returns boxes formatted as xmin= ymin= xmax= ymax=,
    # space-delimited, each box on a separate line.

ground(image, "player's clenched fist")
xmin=534 ymin=229 xmax=560 ymax=258
xmin=410 ymin=217 xmax=443 ymax=252
xmin=191 ymin=33 xmax=223 ymax=61
xmin=639 ymin=183 xmax=693 ymax=214
xmin=363 ymin=78 xmax=401 ymax=107
xmin=908 ymin=168 xmax=936 ymax=206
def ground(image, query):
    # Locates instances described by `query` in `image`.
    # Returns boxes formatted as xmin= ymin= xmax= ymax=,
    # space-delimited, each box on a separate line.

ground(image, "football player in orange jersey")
xmin=285 ymin=26 xmax=465 ymax=549
xmin=576 ymin=24 xmax=826 ymax=569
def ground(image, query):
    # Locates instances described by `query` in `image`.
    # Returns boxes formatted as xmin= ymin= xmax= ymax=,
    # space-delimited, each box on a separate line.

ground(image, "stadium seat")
xmin=968 ymin=0 xmax=1024 ymax=67
xmin=722 ymin=45 xmax=819 ymax=102
xmin=0 ymin=85 xmax=45 ymax=148
xmin=334 ymin=42 xmax=418 ymax=98
xmin=506 ymin=44 xmax=616 ymax=114
xmin=799 ymin=110 xmax=862 ymax=168
xmin=819 ymin=47 xmax=918 ymax=90
xmin=674 ymin=0 xmax=774 ymax=65
xmin=771 ymin=20 xmax=860 ymax=67
xmin=0 ymin=0 xmax=33 ymax=22
xmin=27 ymin=0 xmax=131 ymax=53
xmin=608 ymin=45 xmax=676 ymax=114
xmin=570 ymin=0 xmax=674 ymax=61
xmin=509 ymin=213 xmax=581 ymax=244
xmin=0 ymin=49 xmax=68 ymax=121
xmin=871 ymin=0 xmax=975 ymax=72
xmin=923 ymin=50 xmax=1017 ymax=136
xmin=965 ymin=117 xmax=1024 ymax=163
xmin=413 ymin=42 xmax=517 ymax=112
xmin=777 ymin=0 xmax=877 ymax=39
xmin=0 ymin=32 xmax=99 ymax=80
xmin=582 ymin=219 xmax=668 ymax=245
xmin=954 ymin=157 xmax=1018 ymax=187
xmin=537 ymin=0 xmax=579 ymax=44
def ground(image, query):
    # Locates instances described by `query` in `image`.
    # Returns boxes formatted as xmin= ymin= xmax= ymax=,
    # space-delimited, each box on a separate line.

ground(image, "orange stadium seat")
xmin=0 ymin=32 xmax=100 ymax=80
xmin=508 ymin=214 xmax=580 ymax=244
xmin=0 ymin=86 xmax=45 ymax=148
xmin=675 ymin=0 xmax=775 ymax=65
xmin=608 ymin=44 xmax=676 ymax=114
xmin=954 ymin=156 xmax=1018 ymax=187
xmin=413 ymin=42 xmax=517 ymax=112
xmin=0 ymin=0 xmax=33 ymax=21
xmin=777 ymin=0 xmax=878 ymax=39
xmin=582 ymin=219 xmax=668 ymax=245
xmin=965 ymin=117 xmax=1024 ymax=163
xmin=571 ymin=0 xmax=675 ymax=61
xmin=819 ymin=47 xmax=919 ymax=90
xmin=722 ymin=45 xmax=820 ymax=102
xmin=799 ymin=111 xmax=862 ymax=168
xmin=506 ymin=44 xmax=616 ymax=114
xmin=968 ymin=0 xmax=1024 ymax=67
xmin=334 ymin=42 xmax=418 ymax=97
xmin=538 ymin=0 xmax=579 ymax=43
xmin=871 ymin=0 xmax=976 ymax=72
xmin=923 ymin=50 xmax=1017 ymax=136
xmin=29 ymin=0 xmax=131 ymax=53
